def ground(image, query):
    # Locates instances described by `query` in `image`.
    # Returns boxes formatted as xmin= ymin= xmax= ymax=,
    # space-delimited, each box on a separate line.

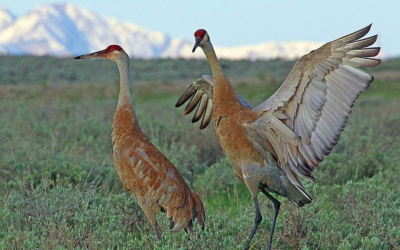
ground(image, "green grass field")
xmin=1 ymin=56 xmax=399 ymax=249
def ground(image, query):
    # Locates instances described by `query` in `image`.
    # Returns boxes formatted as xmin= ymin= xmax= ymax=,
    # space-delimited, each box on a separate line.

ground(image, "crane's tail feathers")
xmin=169 ymin=190 xmax=205 ymax=233
xmin=191 ymin=190 xmax=206 ymax=230
xmin=284 ymin=167 xmax=312 ymax=207
xmin=183 ymin=190 xmax=206 ymax=233
xmin=292 ymin=184 xmax=312 ymax=207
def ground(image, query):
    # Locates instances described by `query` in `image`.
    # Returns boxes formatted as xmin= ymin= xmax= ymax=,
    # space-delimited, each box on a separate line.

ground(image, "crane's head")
xmin=74 ymin=45 xmax=128 ymax=62
xmin=192 ymin=29 xmax=210 ymax=53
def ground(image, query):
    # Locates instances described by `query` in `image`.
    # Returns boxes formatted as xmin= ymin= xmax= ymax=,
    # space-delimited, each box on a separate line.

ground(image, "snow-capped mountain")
xmin=0 ymin=3 xmax=323 ymax=60
xmin=0 ymin=4 xmax=171 ymax=58
xmin=0 ymin=6 xmax=15 ymax=30
xmin=167 ymin=40 xmax=324 ymax=60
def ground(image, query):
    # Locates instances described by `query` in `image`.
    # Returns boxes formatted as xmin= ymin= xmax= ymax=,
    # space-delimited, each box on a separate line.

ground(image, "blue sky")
xmin=3 ymin=0 xmax=399 ymax=57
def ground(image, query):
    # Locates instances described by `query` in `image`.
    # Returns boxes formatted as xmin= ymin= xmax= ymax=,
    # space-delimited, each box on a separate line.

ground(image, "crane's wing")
xmin=175 ymin=75 xmax=251 ymax=129
xmin=246 ymin=24 xmax=380 ymax=182
xmin=176 ymin=75 xmax=214 ymax=130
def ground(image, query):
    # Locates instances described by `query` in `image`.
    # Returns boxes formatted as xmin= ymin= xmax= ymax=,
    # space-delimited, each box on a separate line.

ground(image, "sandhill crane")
xmin=74 ymin=45 xmax=205 ymax=240
xmin=176 ymin=25 xmax=380 ymax=249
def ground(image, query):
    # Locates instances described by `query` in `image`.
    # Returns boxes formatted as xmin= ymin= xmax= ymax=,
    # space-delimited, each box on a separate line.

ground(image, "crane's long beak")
xmin=192 ymin=37 xmax=202 ymax=53
xmin=74 ymin=49 xmax=107 ymax=59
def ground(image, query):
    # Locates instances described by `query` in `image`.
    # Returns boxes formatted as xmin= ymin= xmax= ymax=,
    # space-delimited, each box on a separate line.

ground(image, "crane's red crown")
xmin=194 ymin=29 xmax=207 ymax=39
xmin=105 ymin=45 xmax=123 ymax=53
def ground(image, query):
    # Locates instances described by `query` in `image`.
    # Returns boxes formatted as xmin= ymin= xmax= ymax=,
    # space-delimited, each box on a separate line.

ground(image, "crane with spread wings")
xmin=176 ymin=25 xmax=380 ymax=249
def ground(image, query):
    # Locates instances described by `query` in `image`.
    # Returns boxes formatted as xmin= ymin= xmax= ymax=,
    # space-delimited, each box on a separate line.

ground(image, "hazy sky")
xmin=2 ymin=0 xmax=399 ymax=56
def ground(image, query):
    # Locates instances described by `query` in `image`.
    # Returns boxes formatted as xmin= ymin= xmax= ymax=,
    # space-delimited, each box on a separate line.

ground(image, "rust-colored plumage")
xmin=75 ymin=45 xmax=205 ymax=240
xmin=177 ymin=25 xmax=380 ymax=249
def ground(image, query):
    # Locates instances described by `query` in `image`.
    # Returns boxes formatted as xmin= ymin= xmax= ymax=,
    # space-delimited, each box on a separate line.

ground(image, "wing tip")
xmin=192 ymin=113 xmax=202 ymax=123
xmin=191 ymin=117 xmax=200 ymax=123
xmin=365 ymin=57 xmax=381 ymax=67
xmin=362 ymin=23 xmax=372 ymax=35
xmin=359 ymin=23 xmax=372 ymax=36
xmin=337 ymin=23 xmax=373 ymax=44
xmin=374 ymin=47 xmax=382 ymax=57
xmin=370 ymin=34 xmax=379 ymax=43
xmin=176 ymin=98 xmax=187 ymax=108
xmin=374 ymin=58 xmax=382 ymax=67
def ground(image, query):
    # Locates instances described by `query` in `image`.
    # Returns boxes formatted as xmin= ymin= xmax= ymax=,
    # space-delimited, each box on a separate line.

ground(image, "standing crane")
xmin=74 ymin=45 xmax=205 ymax=240
xmin=175 ymin=25 xmax=380 ymax=249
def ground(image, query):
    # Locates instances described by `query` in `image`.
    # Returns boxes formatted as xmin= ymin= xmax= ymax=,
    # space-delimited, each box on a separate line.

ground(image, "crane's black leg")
xmin=243 ymin=196 xmax=262 ymax=250
xmin=154 ymin=222 xmax=162 ymax=241
xmin=260 ymin=189 xmax=280 ymax=250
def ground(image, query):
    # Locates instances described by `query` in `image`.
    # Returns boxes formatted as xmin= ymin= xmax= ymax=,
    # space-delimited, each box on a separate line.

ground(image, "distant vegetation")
xmin=0 ymin=56 xmax=399 ymax=249
xmin=0 ymin=55 xmax=297 ymax=85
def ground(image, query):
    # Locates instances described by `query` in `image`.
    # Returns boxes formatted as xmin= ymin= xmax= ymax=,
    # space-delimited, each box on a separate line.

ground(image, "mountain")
xmin=0 ymin=4 xmax=172 ymax=58
xmin=0 ymin=3 xmax=323 ymax=60
xmin=0 ymin=6 xmax=15 ymax=30
xmin=167 ymin=40 xmax=324 ymax=60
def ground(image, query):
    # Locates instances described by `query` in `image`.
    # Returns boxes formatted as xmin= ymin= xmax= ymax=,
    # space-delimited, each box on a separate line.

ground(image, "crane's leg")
xmin=153 ymin=221 xmax=162 ymax=241
xmin=138 ymin=200 xmax=162 ymax=240
xmin=243 ymin=196 xmax=262 ymax=250
xmin=169 ymin=217 xmax=174 ymax=230
xmin=260 ymin=188 xmax=280 ymax=250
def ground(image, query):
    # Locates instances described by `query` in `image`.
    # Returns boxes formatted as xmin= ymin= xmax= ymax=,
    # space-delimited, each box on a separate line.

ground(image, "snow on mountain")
xmin=0 ymin=3 xmax=324 ymax=60
xmin=214 ymin=41 xmax=324 ymax=60
xmin=0 ymin=6 xmax=15 ymax=30
xmin=0 ymin=3 xmax=170 ymax=57
xmin=165 ymin=40 xmax=323 ymax=60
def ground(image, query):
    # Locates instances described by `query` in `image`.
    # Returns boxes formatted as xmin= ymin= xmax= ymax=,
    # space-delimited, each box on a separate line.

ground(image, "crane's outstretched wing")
xmin=176 ymin=75 xmax=214 ymax=130
xmin=175 ymin=75 xmax=251 ymax=129
xmin=246 ymin=24 xmax=380 ymax=183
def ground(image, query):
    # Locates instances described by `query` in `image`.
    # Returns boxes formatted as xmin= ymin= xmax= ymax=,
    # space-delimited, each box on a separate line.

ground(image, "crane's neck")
xmin=202 ymin=42 xmax=243 ymax=115
xmin=116 ymin=59 xmax=132 ymax=107
xmin=202 ymin=42 xmax=225 ymax=79
xmin=112 ymin=58 xmax=143 ymax=145
xmin=114 ymin=58 xmax=141 ymax=129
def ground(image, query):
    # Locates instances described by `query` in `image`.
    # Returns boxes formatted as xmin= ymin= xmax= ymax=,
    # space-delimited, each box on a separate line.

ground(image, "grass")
xmin=0 ymin=56 xmax=399 ymax=249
